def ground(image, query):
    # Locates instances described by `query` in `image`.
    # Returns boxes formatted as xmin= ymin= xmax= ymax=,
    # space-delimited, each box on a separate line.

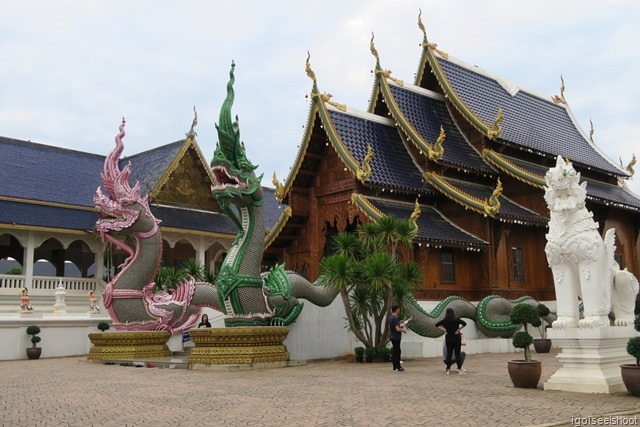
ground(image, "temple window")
xmin=512 ymin=247 xmax=525 ymax=283
xmin=440 ymin=249 xmax=455 ymax=283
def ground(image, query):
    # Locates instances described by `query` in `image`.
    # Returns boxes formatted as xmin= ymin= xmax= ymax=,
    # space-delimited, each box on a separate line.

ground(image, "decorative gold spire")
xmin=427 ymin=126 xmax=445 ymax=161
xmin=483 ymin=178 xmax=503 ymax=216
xmin=305 ymin=51 xmax=316 ymax=84
xmin=356 ymin=145 xmax=374 ymax=183
xmin=186 ymin=106 xmax=198 ymax=140
xmin=552 ymin=75 xmax=567 ymax=104
xmin=370 ymin=32 xmax=379 ymax=62
xmin=272 ymin=172 xmax=285 ymax=201
xmin=417 ymin=9 xmax=427 ymax=41
xmin=486 ymin=108 xmax=503 ymax=140
xmin=589 ymin=118 xmax=595 ymax=144
xmin=410 ymin=199 xmax=422 ymax=224
xmin=418 ymin=10 xmax=448 ymax=58
xmin=624 ymin=154 xmax=637 ymax=177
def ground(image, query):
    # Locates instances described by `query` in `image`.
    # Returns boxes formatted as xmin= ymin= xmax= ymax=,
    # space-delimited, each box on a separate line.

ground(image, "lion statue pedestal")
xmin=541 ymin=156 xmax=639 ymax=394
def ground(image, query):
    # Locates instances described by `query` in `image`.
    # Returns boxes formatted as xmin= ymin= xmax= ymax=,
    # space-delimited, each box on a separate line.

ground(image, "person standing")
xmin=435 ymin=308 xmax=467 ymax=375
xmin=197 ymin=314 xmax=211 ymax=328
xmin=388 ymin=305 xmax=409 ymax=372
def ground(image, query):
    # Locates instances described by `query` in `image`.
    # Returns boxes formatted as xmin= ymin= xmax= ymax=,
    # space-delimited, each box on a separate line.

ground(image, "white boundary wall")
xmin=0 ymin=299 xmax=555 ymax=361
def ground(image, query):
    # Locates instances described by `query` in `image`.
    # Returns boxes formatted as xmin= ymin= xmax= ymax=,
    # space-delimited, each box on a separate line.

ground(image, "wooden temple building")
xmin=266 ymin=21 xmax=640 ymax=302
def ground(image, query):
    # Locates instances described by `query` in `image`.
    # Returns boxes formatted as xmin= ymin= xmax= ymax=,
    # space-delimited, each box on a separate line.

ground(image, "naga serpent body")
xmin=94 ymin=63 xmax=553 ymax=337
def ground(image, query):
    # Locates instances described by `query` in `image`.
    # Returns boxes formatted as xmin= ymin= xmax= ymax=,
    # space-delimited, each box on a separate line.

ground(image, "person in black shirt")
xmin=435 ymin=308 xmax=467 ymax=375
xmin=197 ymin=314 xmax=211 ymax=328
xmin=388 ymin=305 xmax=411 ymax=372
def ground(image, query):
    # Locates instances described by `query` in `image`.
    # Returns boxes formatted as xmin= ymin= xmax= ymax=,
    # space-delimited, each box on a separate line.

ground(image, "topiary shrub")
xmin=627 ymin=314 xmax=640 ymax=366
xmin=26 ymin=325 xmax=41 ymax=348
xmin=509 ymin=304 xmax=541 ymax=362
xmin=536 ymin=304 xmax=551 ymax=338
xmin=97 ymin=322 xmax=110 ymax=332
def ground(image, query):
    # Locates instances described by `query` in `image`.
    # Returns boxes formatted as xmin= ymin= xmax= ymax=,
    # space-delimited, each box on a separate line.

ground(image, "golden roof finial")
xmin=370 ymin=32 xmax=379 ymax=62
xmin=356 ymin=145 xmax=374 ymax=183
xmin=305 ymin=51 xmax=316 ymax=84
xmin=186 ymin=106 xmax=198 ymax=140
xmin=417 ymin=9 xmax=427 ymax=41
xmin=487 ymin=107 xmax=503 ymax=140
xmin=427 ymin=125 xmax=446 ymax=161
xmin=483 ymin=178 xmax=502 ymax=216
xmin=272 ymin=172 xmax=285 ymax=201
xmin=318 ymin=92 xmax=347 ymax=112
xmin=589 ymin=118 xmax=595 ymax=144
xmin=552 ymin=75 xmax=567 ymax=104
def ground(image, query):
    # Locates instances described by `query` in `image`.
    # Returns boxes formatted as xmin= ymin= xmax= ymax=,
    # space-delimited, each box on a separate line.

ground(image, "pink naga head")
xmin=94 ymin=118 xmax=159 ymax=238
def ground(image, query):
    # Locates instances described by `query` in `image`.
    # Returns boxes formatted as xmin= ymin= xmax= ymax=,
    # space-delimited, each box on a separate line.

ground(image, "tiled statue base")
xmin=543 ymin=326 xmax=637 ymax=393
xmin=188 ymin=326 xmax=290 ymax=365
xmin=87 ymin=331 xmax=171 ymax=361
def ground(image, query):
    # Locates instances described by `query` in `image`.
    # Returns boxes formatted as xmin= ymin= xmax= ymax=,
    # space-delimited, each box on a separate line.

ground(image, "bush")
xmin=26 ymin=325 xmax=41 ymax=348
xmin=97 ymin=322 xmax=110 ymax=332
xmin=4 ymin=267 xmax=22 ymax=275
xmin=363 ymin=347 xmax=376 ymax=362
xmin=627 ymin=314 xmax=640 ymax=366
xmin=536 ymin=303 xmax=552 ymax=338
xmin=509 ymin=304 xmax=540 ymax=362
xmin=378 ymin=345 xmax=392 ymax=362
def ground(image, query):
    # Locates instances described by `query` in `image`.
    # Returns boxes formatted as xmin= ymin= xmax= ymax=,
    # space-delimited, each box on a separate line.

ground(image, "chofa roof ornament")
xmin=551 ymin=75 xmax=567 ymax=104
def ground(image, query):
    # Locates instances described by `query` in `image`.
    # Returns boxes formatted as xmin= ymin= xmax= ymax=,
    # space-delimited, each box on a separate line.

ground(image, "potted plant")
xmin=621 ymin=314 xmax=640 ymax=396
xmin=507 ymin=303 xmax=542 ymax=388
xmin=97 ymin=322 xmax=110 ymax=332
xmin=26 ymin=325 xmax=42 ymax=359
xmin=363 ymin=347 xmax=375 ymax=363
xmin=533 ymin=303 xmax=552 ymax=353
xmin=354 ymin=346 xmax=365 ymax=363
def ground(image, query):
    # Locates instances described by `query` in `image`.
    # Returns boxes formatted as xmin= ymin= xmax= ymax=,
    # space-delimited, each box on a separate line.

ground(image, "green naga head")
xmin=211 ymin=61 xmax=263 ymax=208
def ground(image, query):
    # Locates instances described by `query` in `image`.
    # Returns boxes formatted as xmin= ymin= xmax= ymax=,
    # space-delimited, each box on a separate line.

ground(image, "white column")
xmin=23 ymin=231 xmax=35 ymax=290
xmin=196 ymin=237 xmax=206 ymax=266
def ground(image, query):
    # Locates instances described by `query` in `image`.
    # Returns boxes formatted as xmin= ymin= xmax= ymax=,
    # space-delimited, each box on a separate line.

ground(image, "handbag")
xmin=460 ymin=333 xmax=467 ymax=346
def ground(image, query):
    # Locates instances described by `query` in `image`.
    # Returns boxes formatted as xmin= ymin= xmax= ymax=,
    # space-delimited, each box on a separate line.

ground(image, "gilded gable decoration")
xmin=410 ymin=199 xmax=421 ymax=229
xmin=589 ymin=118 xmax=595 ymax=144
xmin=318 ymin=92 xmax=347 ymax=112
xmin=483 ymin=178 xmax=502 ymax=217
xmin=551 ymin=75 xmax=567 ymax=104
xmin=370 ymin=33 xmax=404 ymax=87
xmin=486 ymin=108 xmax=503 ymax=140
xmin=417 ymin=10 xmax=448 ymax=59
xmin=186 ymin=106 xmax=198 ymax=140
xmin=620 ymin=154 xmax=637 ymax=177
xmin=424 ymin=172 xmax=502 ymax=217
xmin=356 ymin=145 xmax=374 ymax=184
xmin=272 ymin=172 xmax=285 ymax=201
xmin=427 ymin=126 xmax=445 ymax=161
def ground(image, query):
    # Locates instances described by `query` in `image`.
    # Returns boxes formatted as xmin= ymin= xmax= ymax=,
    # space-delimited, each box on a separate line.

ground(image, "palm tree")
xmin=319 ymin=216 xmax=422 ymax=352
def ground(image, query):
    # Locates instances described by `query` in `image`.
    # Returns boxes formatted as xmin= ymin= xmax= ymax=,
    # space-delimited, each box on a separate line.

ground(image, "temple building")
xmin=267 ymin=18 xmax=640 ymax=302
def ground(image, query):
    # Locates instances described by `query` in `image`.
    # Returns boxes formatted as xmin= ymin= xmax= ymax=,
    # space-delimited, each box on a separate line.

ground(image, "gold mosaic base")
xmin=87 ymin=331 xmax=171 ymax=361
xmin=188 ymin=326 xmax=290 ymax=364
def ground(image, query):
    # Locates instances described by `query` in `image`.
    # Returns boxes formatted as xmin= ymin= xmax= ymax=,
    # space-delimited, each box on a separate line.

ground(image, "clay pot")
xmin=533 ymin=338 xmax=552 ymax=353
xmin=508 ymin=360 xmax=541 ymax=388
xmin=26 ymin=347 xmax=42 ymax=360
xmin=620 ymin=364 xmax=640 ymax=397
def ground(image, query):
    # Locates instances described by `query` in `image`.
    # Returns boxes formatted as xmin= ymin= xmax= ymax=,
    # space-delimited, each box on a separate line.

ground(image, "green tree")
xmin=319 ymin=216 xmax=422 ymax=353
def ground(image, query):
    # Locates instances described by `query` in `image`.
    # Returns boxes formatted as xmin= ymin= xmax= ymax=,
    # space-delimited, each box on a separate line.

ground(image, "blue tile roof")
xmin=262 ymin=187 xmax=289 ymax=230
xmin=0 ymin=200 xmax=98 ymax=231
xmin=366 ymin=197 xmax=488 ymax=248
xmin=126 ymin=141 xmax=184 ymax=194
xmin=327 ymin=109 xmax=434 ymax=195
xmin=434 ymin=57 xmax=625 ymax=177
xmin=387 ymin=83 xmax=493 ymax=174
xmin=151 ymin=205 xmax=237 ymax=234
xmin=0 ymin=137 xmax=105 ymax=207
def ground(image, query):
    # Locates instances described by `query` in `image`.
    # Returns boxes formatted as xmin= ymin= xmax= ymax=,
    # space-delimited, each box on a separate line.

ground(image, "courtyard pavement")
xmin=1 ymin=349 xmax=639 ymax=427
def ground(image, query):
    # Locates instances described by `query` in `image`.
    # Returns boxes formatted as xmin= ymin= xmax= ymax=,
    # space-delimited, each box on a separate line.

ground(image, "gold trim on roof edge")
xmin=350 ymin=193 xmax=385 ymax=222
xmin=424 ymin=171 xmax=501 ymax=217
xmin=264 ymin=206 xmax=292 ymax=250
xmin=0 ymin=195 xmax=96 ymax=212
xmin=482 ymin=149 xmax=545 ymax=189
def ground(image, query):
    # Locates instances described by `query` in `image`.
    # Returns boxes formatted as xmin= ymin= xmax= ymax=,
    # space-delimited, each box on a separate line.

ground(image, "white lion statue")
xmin=544 ymin=155 xmax=639 ymax=328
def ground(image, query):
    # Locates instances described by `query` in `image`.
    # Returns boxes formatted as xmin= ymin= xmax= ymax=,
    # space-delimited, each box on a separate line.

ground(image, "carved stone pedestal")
xmin=188 ymin=326 xmax=290 ymax=368
xmin=87 ymin=331 xmax=171 ymax=361
xmin=543 ymin=326 xmax=637 ymax=394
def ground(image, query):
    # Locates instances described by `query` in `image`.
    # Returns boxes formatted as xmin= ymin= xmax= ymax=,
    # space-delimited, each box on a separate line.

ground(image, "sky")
xmin=1 ymin=0 xmax=640 ymax=195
